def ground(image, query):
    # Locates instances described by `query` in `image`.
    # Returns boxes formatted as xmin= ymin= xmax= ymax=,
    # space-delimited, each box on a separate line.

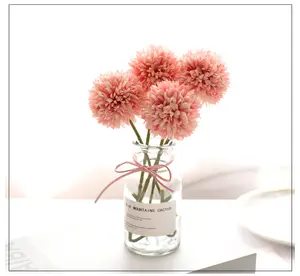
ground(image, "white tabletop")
xmin=7 ymin=199 xmax=292 ymax=272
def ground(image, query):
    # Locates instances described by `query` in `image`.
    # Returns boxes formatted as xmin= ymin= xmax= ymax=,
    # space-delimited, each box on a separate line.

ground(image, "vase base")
xmin=125 ymin=239 xmax=180 ymax=257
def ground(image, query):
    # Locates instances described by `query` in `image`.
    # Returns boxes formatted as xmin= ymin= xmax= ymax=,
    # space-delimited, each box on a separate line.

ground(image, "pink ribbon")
xmin=94 ymin=156 xmax=173 ymax=203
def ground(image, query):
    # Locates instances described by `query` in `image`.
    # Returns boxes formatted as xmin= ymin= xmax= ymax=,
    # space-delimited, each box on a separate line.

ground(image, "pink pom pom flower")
xmin=177 ymin=50 xmax=230 ymax=104
xmin=142 ymin=81 xmax=201 ymax=140
xmin=129 ymin=45 xmax=180 ymax=91
xmin=88 ymin=72 xmax=145 ymax=129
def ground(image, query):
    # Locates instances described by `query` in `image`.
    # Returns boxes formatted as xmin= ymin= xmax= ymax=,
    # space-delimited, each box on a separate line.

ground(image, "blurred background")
xmin=7 ymin=4 xmax=291 ymax=199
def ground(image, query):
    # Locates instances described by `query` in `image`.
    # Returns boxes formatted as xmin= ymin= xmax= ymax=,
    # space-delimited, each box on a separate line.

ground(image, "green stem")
xmin=146 ymin=129 xmax=151 ymax=145
xmin=137 ymin=175 xmax=151 ymax=202
xmin=128 ymin=120 xmax=151 ymax=168
xmin=149 ymin=177 xmax=156 ymax=203
xmin=164 ymin=138 xmax=170 ymax=145
xmin=167 ymin=230 xmax=177 ymax=237
xmin=160 ymin=190 xmax=165 ymax=203
xmin=128 ymin=233 xmax=145 ymax=242
xmin=140 ymin=139 xmax=164 ymax=203
xmin=160 ymin=139 xmax=165 ymax=146
xmin=162 ymin=195 xmax=172 ymax=202
xmin=137 ymin=130 xmax=151 ymax=199
xmin=136 ymin=172 xmax=145 ymax=200
xmin=131 ymin=127 xmax=151 ymax=199
xmin=129 ymin=120 xmax=143 ymax=144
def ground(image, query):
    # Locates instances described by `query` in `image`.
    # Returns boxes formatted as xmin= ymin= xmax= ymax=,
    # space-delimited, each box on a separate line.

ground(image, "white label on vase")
xmin=124 ymin=198 xmax=176 ymax=237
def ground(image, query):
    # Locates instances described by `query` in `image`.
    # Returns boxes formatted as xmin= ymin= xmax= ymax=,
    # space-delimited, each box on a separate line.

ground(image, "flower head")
xmin=142 ymin=81 xmax=201 ymax=140
xmin=129 ymin=45 xmax=180 ymax=91
xmin=177 ymin=50 xmax=229 ymax=104
xmin=88 ymin=72 xmax=145 ymax=129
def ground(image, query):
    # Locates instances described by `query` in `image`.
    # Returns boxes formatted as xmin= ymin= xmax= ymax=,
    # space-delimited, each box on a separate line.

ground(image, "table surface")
xmin=7 ymin=199 xmax=293 ymax=272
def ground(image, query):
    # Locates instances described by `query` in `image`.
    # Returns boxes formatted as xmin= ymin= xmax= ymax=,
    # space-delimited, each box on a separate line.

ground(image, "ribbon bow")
xmin=94 ymin=156 xmax=173 ymax=203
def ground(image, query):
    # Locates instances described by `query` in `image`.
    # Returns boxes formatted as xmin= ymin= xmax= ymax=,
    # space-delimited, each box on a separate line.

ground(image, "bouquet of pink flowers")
xmin=89 ymin=45 xmax=229 ymax=132
xmin=89 ymin=45 xmax=229 ymax=256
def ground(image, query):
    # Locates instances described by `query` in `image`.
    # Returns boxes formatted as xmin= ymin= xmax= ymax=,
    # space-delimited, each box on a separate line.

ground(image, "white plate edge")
xmin=235 ymin=188 xmax=294 ymax=246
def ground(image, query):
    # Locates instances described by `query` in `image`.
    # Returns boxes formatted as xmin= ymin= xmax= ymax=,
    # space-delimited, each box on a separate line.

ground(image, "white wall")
xmin=8 ymin=5 xmax=291 ymax=198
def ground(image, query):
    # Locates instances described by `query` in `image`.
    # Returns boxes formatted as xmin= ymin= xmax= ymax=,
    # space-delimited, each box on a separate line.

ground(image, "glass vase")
xmin=124 ymin=141 xmax=182 ymax=256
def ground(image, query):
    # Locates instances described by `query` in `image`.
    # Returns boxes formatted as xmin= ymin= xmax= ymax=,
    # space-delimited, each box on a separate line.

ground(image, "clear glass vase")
xmin=124 ymin=141 xmax=182 ymax=256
